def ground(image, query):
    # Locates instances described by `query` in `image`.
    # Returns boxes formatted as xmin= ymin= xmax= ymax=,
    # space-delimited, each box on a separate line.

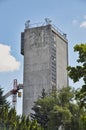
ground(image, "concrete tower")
xmin=21 ymin=21 xmax=68 ymax=115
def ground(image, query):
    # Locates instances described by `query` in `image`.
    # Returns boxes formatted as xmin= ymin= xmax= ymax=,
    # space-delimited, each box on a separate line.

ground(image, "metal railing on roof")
xmin=52 ymin=24 xmax=67 ymax=40
xmin=25 ymin=18 xmax=67 ymax=40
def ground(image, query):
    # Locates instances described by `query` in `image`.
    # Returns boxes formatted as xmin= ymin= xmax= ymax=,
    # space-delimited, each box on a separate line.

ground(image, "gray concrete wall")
xmin=23 ymin=25 xmax=52 ymax=115
xmin=22 ymin=24 xmax=68 ymax=115
xmin=55 ymin=34 xmax=68 ymax=89
xmin=50 ymin=27 xmax=68 ymax=89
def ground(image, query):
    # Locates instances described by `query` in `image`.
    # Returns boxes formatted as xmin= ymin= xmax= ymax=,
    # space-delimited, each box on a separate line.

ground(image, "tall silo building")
xmin=21 ymin=20 xmax=68 ymax=115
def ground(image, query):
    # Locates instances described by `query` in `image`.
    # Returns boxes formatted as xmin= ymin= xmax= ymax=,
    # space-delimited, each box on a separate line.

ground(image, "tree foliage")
xmin=31 ymin=87 xmax=85 ymax=130
xmin=0 ymin=87 xmax=8 ymax=107
xmin=68 ymin=44 xmax=86 ymax=83
xmin=0 ymin=87 xmax=41 ymax=130
xmin=67 ymin=43 xmax=86 ymax=108
xmin=0 ymin=106 xmax=42 ymax=130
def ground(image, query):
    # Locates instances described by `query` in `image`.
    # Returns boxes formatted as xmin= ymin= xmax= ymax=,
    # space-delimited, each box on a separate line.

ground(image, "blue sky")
xmin=0 ymin=0 xmax=86 ymax=114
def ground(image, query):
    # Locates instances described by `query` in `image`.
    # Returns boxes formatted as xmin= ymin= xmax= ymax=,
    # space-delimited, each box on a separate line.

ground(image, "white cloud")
xmin=0 ymin=43 xmax=20 ymax=72
xmin=80 ymin=21 xmax=86 ymax=28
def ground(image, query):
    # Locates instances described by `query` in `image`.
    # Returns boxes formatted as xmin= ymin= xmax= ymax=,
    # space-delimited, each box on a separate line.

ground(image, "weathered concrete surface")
xmin=21 ymin=24 xmax=68 ymax=115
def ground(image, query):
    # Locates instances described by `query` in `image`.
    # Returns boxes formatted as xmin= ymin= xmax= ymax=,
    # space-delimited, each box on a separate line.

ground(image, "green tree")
xmin=0 ymin=105 xmax=9 ymax=129
xmin=0 ymin=87 xmax=41 ymax=130
xmin=0 ymin=87 xmax=8 ymax=107
xmin=7 ymin=108 xmax=18 ymax=130
xmin=31 ymin=87 xmax=81 ymax=130
xmin=80 ymin=112 xmax=86 ymax=130
xmin=0 ymin=87 xmax=10 ymax=129
xmin=67 ymin=43 xmax=86 ymax=108
xmin=48 ymin=105 xmax=72 ymax=130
